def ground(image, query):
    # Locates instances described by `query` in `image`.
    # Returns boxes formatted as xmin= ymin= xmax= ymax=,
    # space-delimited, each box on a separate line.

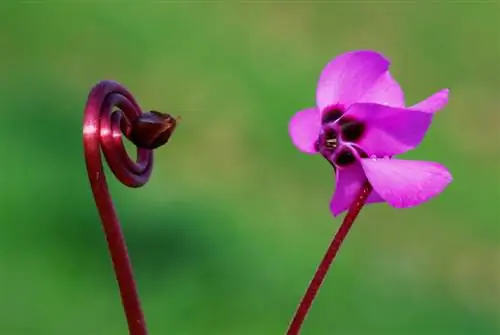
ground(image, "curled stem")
xmin=83 ymin=80 xmax=178 ymax=335
xmin=286 ymin=181 xmax=373 ymax=335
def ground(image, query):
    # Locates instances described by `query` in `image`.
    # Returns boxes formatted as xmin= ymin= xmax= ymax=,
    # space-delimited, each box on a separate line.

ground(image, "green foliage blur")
xmin=1 ymin=2 xmax=499 ymax=335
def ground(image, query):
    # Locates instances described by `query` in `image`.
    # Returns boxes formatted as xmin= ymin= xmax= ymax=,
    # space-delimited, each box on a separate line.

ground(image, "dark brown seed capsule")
xmin=128 ymin=111 xmax=179 ymax=149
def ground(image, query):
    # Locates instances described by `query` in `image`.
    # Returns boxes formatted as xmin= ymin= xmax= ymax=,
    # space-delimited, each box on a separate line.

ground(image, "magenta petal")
xmin=410 ymin=89 xmax=449 ymax=114
xmin=345 ymin=103 xmax=433 ymax=156
xmin=316 ymin=50 xmax=390 ymax=112
xmin=358 ymin=72 xmax=405 ymax=108
xmin=330 ymin=163 xmax=384 ymax=216
xmin=361 ymin=158 xmax=452 ymax=208
xmin=288 ymin=108 xmax=321 ymax=154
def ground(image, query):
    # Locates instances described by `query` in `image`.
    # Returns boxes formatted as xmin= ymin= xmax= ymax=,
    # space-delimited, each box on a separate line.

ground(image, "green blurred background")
xmin=1 ymin=2 xmax=499 ymax=335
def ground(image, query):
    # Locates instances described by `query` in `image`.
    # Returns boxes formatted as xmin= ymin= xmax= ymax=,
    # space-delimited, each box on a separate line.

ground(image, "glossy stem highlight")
xmin=83 ymin=80 xmax=177 ymax=335
xmin=286 ymin=181 xmax=373 ymax=335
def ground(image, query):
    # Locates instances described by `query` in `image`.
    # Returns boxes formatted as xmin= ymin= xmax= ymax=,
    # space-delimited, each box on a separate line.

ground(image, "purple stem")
xmin=83 ymin=80 xmax=177 ymax=335
xmin=286 ymin=181 xmax=373 ymax=335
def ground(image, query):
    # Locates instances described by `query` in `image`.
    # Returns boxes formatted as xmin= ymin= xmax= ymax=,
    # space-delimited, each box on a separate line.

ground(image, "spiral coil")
xmin=84 ymin=80 xmax=153 ymax=188
xmin=83 ymin=80 xmax=176 ymax=335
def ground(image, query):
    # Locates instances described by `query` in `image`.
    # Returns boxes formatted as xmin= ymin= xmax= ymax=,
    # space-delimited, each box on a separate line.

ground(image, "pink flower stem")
xmin=286 ymin=181 xmax=373 ymax=335
xmin=83 ymin=80 xmax=178 ymax=335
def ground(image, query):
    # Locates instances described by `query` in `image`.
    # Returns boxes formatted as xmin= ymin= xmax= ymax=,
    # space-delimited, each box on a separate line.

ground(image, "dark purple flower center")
xmin=323 ymin=128 xmax=339 ymax=149
xmin=322 ymin=106 xmax=344 ymax=124
xmin=334 ymin=148 xmax=356 ymax=167
xmin=338 ymin=116 xmax=365 ymax=142
xmin=316 ymin=107 xmax=367 ymax=169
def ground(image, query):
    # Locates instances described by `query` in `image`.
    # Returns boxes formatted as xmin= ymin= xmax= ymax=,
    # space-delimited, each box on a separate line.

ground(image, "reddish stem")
xmin=286 ymin=181 xmax=373 ymax=335
xmin=83 ymin=80 xmax=177 ymax=335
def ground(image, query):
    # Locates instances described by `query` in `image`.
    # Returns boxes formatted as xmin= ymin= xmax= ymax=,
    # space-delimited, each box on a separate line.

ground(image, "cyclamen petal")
xmin=410 ymin=89 xmax=449 ymax=114
xmin=344 ymin=103 xmax=433 ymax=156
xmin=288 ymin=50 xmax=452 ymax=217
xmin=316 ymin=50 xmax=390 ymax=112
xmin=330 ymin=163 xmax=384 ymax=216
xmin=357 ymin=72 xmax=405 ymax=108
xmin=289 ymin=108 xmax=321 ymax=154
xmin=360 ymin=158 xmax=452 ymax=208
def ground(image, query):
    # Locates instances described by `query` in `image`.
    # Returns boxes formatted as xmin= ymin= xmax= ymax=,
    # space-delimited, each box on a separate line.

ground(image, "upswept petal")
xmin=358 ymin=72 xmax=405 ymax=108
xmin=344 ymin=103 xmax=433 ymax=156
xmin=316 ymin=50 xmax=390 ymax=112
xmin=289 ymin=108 xmax=321 ymax=154
xmin=361 ymin=158 xmax=452 ymax=208
xmin=409 ymin=89 xmax=449 ymax=114
xmin=329 ymin=163 xmax=384 ymax=216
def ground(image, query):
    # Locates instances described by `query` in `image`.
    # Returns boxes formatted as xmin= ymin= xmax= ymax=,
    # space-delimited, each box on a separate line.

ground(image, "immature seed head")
xmin=128 ymin=111 xmax=179 ymax=149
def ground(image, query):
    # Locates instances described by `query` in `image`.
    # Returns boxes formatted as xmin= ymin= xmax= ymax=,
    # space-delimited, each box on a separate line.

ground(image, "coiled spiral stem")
xmin=83 ymin=80 xmax=178 ymax=335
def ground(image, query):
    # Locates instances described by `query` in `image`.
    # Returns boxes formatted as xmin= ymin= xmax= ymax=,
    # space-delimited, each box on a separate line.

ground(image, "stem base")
xmin=286 ymin=181 xmax=373 ymax=335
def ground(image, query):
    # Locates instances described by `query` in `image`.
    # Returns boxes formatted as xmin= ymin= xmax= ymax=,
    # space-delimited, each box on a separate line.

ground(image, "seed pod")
xmin=128 ymin=111 xmax=179 ymax=149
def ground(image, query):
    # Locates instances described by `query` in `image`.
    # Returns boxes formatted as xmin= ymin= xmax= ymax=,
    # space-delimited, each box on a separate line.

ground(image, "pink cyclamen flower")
xmin=289 ymin=50 xmax=452 ymax=216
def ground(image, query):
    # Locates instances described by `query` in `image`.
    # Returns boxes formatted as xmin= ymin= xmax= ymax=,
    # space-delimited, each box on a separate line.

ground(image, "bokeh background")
xmin=1 ymin=2 xmax=499 ymax=335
